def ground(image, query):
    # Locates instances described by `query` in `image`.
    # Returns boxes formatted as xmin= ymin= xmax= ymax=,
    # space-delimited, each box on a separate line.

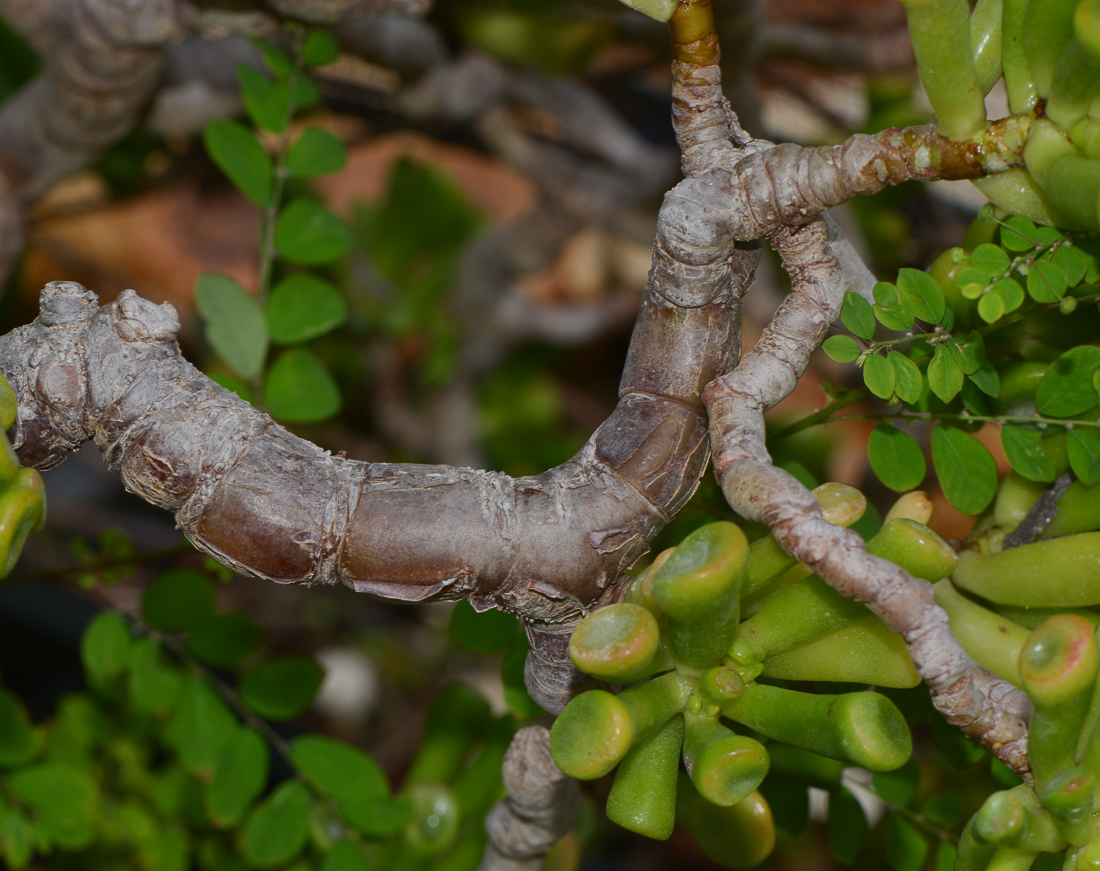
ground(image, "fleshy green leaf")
xmin=286 ymin=128 xmax=346 ymax=179
xmin=0 ymin=803 xmax=34 ymax=868
xmin=931 ymin=427 xmax=998 ymax=515
xmin=142 ymin=568 xmax=215 ymax=634
xmin=203 ymin=119 xmax=273 ymax=207
xmin=80 ymin=611 xmax=132 ymax=684
xmin=999 ymin=215 xmax=1038 ymax=251
xmin=927 ymin=345 xmax=964 ymax=403
xmin=1000 ymin=425 xmax=1056 ymax=482
xmin=267 ymin=275 xmax=347 ymax=344
xmin=823 ymin=335 xmax=861 ymax=363
xmin=195 ymin=273 xmax=269 ymax=381
xmin=840 ymin=292 xmax=876 ymax=340
xmin=165 ymin=677 xmax=238 ymax=778
xmin=240 ymin=655 xmax=323 ymax=720
xmin=1026 ymin=259 xmax=1068 ymax=302
xmin=240 ymin=781 xmax=312 ymax=868
xmin=969 ymin=243 xmax=1010 ymax=277
xmin=449 ymin=600 xmax=520 ymax=654
xmin=863 ymin=353 xmax=896 ymax=401
xmin=888 ymin=352 xmax=923 ymax=405
xmin=274 ymin=199 xmax=354 ymax=265
xmin=868 ymin=425 xmax=926 ymax=492
xmin=129 ymin=637 xmax=183 ymax=714
xmin=827 ymin=787 xmax=867 ymax=866
xmin=0 ymin=689 xmax=35 ymax=768
xmin=1067 ymin=428 xmax=1100 ymax=486
xmin=898 ymin=268 xmax=945 ymax=323
xmin=291 ymin=736 xmax=406 ymax=837
xmin=263 ymin=348 xmax=342 ymax=423
xmin=206 ymin=727 xmax=269 ymax=827
xmin=186 ymin=612 xmax=266 ymax=669
xmin=302 ymin=29 xmax=340 ymax=66
xmin=885 ymin=814 xmax=929 ymax=871
xmin=8 ymin=765 xmax=97 ymax=850
xmin=237 ymin=65 xmax=290 ymax=133
xmin=1036 ymin=346 xmax=1100 ymax=417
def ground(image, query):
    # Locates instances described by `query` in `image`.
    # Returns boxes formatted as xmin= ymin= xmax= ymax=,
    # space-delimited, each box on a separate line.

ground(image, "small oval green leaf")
xmin=863 ymin=353 xmax=896 ymax=401
xmin=186 ymin=612 xmax=266 ymax=669
xmin=869 ymin=425 xmax=926 ymax=492
xmin=195 ymin=273 xmax=268 ymax=381
xmin=823 ymin=335 xmax=861 ymax=363
xmin=840 ymin=292 xmax=876 ymax=340
xmin=267 ymin=275 xmax=347 ymax=344
xmin=206 ymin=727 xmax=269 ymax=827
xmin=1036 ymin=346 xmax=1100 ymax=418
xmin=1067 ymin=428 xmax=1100 ymax=486
xmin=203 ymin=119 xmax=273 ymax=207
xmin=275 ymin=199 xmax=354 ymax=265
xmin=263 ymin=348 xmax=342 ymax=423
xmin=1000 ymin=425 xmax=1056 ymax=482
xmin=240 ymin=780 xmax=311 ymax=868
xmin=80 ymin=611 xmax=132 ymax=684
xmin=931 ymin=427 xmax=998 ymax=515
xmin=240 ymin=655 xmax=323 ymax=720
xmin=141 ymin=568 xmax=215 ymax=633
xmin=927 ymin=345 xmax=964 ymax=403
xmin=286 ymin=128 xmax=347 ymax=179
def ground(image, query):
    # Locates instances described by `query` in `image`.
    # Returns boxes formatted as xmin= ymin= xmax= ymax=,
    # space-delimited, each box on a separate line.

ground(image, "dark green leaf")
xmin=935 ymin=842 xmax=956 ymax=871
xmin=0 ymin=803 xmax=34 ymax=869
xmin=1053 ymin=244 xmax=1089 ymax=285
xmin=840 ymin=292 xmax=876 ymax=340
xmin=1036 ymin=346 xmax=1100 ymax=418
xmin=885 ymin=814 xmax=929 ymax=871
xmin=823 ymin=335 xmax=861 ymax=363
xmin=968 ymin=243 xmax=1010 ymax=277
xmin=827 ymin=787 xmax=867 ymax=865
xmin=321 ymin=840 xmax=372 ymax=871
xmin=263 ymin=348 xmax=342 ymax=423
xmin=292 ymin=735 xmax=406 ymax=836
xmin=932 ymin=712 xmax=985 ymax=769
xmin=1067 ymin=428 xmax=1100 ymax=486
xmin=267 ymin=275 xmax=347 ymax=343
xmin=129 ymin=637 xmax=183 ymax=714
xmin=1000 ymin=425 xmax=1056 ymax=482
xmin=254 ymin=39 xmax=295 ymax=78
xmin=888 ymin=352 xmax=923 ymax=405
xmin=1000 ymin=216 xmax=1038 ymax=251
xmin=956 ymin=332 xmax=985 ymax=375
xmin=195 ymin=273 xmax=268 ymax=381
xmin=206 ymin=727 xmax=268 ymax=827
xmin=290 ymin=73 xmax=320 ymax=110
xmin=186 ymin=612 xmax=266 ymax=669
xmin=0 ymin=689 xmax=35 ymax=768
xmin=863 ymin=353 xmax=896 ymax=401
xmin=931 ymin=427 xmax=998 ymax=514
xmin=203 ymin=119 xmax=273 ymax=207
xmin=898 ymin=268 xmax=945 ymax=323
xmin=165 ymin=677 xmax=238 ymax=778
xmin=871 ymin=759 xmax=919 ymax=806
xmin=922 ymin=792 xmax=963 ymax=828
xmin=1026 ymin=260 xmax=1068 ymax=302
xmin=240 ymin=655 xmax=323 ymax=720
xmin=275 ymin=199 xmax=354 ymax=265
xmin=240 ymin=781 xmax=311 ymax=868
xmin=869 ymin=425 xmax=926 ymax=492
xmin=969 ymin=359 xmax=1000 ymax=397
xmin=8 ymin=765 xmax=97 ymax=850
xmin=927 ymin=345 xmax=964 ymax=403
xmin=872 ymin=281 xmax=915 ymax=331
xmin=80 ymin=610 xmax=132 ymax=684
xmin=302 ymin=29 xmax=340 ymax=66
xmin=449 ymin=600 xmax=519 ymax=653
xmin=237 ymin=65 xmax=290 ymax=133
xmin=142 ymin=568 xmax=215 ymax=633
xmin=286 ymin=127 xmax=346 ymax=178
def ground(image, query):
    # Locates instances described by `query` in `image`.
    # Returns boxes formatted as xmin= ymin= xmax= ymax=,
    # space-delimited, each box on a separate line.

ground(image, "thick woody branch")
xmin=479 ymin=726 xmax=580 ymax=871
xmin=702 ymin=220 xmax=1031 ymax=776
